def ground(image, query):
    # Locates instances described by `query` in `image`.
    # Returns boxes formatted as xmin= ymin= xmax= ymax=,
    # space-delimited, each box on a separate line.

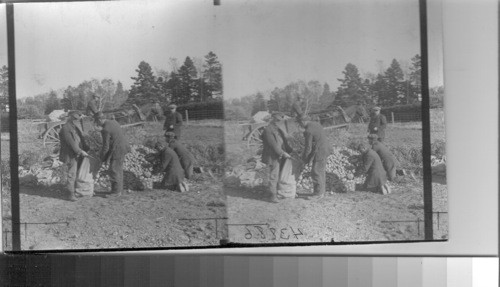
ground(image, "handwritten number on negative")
xmin=289 ymin=226 xmax=303 ymax=239
xmin=244 ymin=226 xmax=252 ymax=239
xmin=269 ymin=227 xmax=277 ymax=240
xmin=254 ymin=226 xmax=266 ymax=239
xmin=280 ymin=228 xmax=290 ymax=239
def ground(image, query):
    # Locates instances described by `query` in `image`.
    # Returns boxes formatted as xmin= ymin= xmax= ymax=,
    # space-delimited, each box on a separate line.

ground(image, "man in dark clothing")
xmin=261 ymin=112 xmax=293 ymax=203
xmin=368 ymin=134 xmax=399 ymax=181
xmin=59 ymin=111 xmax=89 ymax=201
xmin=86 ymin=94 xmax=100 ymax=117
xmin=165 ymin=132 xmax=195 ymax=179
xmin=94 ymin=112 xmax=130 ymax=197
xmin=163 ymin=104 xmax=183 ymax=139
xmin=299 ymin=116 xmax=328 ymax=198
xmin=154 ymin=141 xmax=188 ymax=192
xmin=358 ymin=142 xmax=391 ymax=195
xmin=367 ymin=106 xmax=387 ymax=142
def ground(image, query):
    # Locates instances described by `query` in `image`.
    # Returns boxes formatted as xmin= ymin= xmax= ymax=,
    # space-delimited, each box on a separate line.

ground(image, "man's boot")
xmin=268 ymin=190 xmax=279 ymax=203
xmin=312 ymin=184 xmax=325 ymax=199
xmin=67 ymin=191 xmax=77 ymax=202
xmin=107 ymin=182 xmax=122 ymax=198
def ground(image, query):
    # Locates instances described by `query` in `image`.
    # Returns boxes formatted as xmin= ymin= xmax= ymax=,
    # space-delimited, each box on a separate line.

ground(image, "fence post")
xmin=185 ymin=109 xmax=189 ymax=125
xmin=391 ymin=112 xmax=395 ymax=126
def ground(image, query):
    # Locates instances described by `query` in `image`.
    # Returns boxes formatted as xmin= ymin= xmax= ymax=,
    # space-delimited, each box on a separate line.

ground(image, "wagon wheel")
xmin=246 ymin=126 xmax=265 ymax=149
xmin=43 ymin=123 xmax=63 ymax=154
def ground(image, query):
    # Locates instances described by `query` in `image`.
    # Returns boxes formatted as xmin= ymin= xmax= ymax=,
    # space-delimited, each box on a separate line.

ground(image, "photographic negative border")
xmin=3 ymin=0 xmax=443 ymax=252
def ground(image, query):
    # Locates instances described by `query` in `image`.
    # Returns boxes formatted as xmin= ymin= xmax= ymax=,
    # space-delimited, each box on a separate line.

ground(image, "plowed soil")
xmin=224 ymin=119 xmax=448 ymax=244
xmin=2 ymin=121 xmax=227 ymax=251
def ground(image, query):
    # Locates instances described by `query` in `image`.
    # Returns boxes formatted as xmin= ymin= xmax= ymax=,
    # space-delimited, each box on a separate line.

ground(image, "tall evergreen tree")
xmin=182 ymin=56 xmax=197 ymax=78
xmin=380 ymin=59 xmax=405 ymax=106
xmin=334 ymin=63 xmax=366 ymax=106
xmin=176 ymin=57 xmax=197 ymax=104
xmin=125 ymin=61 xmax=159 ymax=106
xmin=203 ymin=51 xmax=223 ymax=96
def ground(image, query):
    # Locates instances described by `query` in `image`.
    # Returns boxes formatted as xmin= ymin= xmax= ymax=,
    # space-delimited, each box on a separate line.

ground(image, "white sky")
xmin=0 ymin=0 xmax=443 ymax=99
xmin=216 ymin=0 xmax=444 ymax=99
xmin=11 ymin=0 xmax=217 ymax=98
xmin=0 ymin=5 xmax=6 ymax=68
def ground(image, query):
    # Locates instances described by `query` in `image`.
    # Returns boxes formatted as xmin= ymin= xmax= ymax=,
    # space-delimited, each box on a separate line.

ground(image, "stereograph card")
xmin=0 ymin=0 xmax=448 ymax=251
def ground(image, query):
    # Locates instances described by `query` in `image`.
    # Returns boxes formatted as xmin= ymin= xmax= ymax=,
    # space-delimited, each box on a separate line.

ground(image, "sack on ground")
xmin=277 ymin=158 xmax=297 ymax=198
xmin=76 ymin=157 xmax=94 ymax=197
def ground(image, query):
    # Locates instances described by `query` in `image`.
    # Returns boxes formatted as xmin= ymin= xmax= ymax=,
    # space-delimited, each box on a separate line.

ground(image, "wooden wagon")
xmin=242 ymin=105 xmax=351 ymax=149
xmin=39 ymin=105 xmax=147 ymax=154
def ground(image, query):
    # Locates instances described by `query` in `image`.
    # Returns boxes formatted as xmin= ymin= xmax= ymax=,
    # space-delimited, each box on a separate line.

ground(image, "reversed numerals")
xmin=241 ymin=225 xmax=304 ymax=241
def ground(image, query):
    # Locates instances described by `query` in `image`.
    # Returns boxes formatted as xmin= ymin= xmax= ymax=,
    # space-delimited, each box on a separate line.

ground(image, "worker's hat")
xmin=154 ymin=141 xmax=166 ymax=150
xmin=271 ymin=111 xmax=285 ymax=121
xmin=357 ymin=142 xmax=370 ymax=152
xmin=168 ymin=104 xmax=177 ymax=109
xmin=68 ymin=110 xmax=83 ymax=120
xmin=367 ymin=134 xmax=379 ymax=140
xmin=93 ymin=111 xmax=105 ymax=121
xmin=164 ymin=131 xmax=176 ymax=138
xmin=372 ymin=106 xmax=381 ymax=111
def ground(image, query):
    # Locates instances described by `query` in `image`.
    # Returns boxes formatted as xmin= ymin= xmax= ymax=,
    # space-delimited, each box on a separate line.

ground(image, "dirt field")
xmin=2 ymin=120 xmax=227 ymax=250
xmin=224 ymin=109 xmax=448 ymax=244
xmin=1 ymin=110 xmax=448 ymax=249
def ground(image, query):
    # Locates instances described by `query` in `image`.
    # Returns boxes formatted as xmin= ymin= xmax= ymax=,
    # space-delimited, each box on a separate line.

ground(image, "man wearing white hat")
xmin=367 ymin=106 xmax=387 ymax=142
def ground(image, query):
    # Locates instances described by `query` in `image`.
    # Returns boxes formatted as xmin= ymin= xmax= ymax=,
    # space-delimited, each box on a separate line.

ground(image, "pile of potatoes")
xmin=95 ymin=145 xmax=163 ymax=191
xmin=297 ymin=147 xmax=365 ymax=193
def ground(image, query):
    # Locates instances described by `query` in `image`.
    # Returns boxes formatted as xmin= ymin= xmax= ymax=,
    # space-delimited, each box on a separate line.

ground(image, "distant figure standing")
xmin=165 ymin=132 xmax=195 ymax=179
xmin=261 ymin=112 xmax=293 ymax=203
xmin=368 ymin=134 xmax=399 ymax=181
xmin=94 ymin=112 xmax=130 ymax=197
xmin=163 ymin=104 xmax=183 ymax=139
xmin=86 ymin=94 xmax=101 ymax=117
xmin=150 ymin=100 xmax=163 ymax=122
xmin=299 ymin=116 xmax=328 ymax=198
xmin=154 ymin=141 xmax=188 ymax=192
xmin=367 ymin=106 xmax=387 ymax=142
xmin=291 ymin=94 xmax=305 ymax=121
xmin=358 ymin=142 xmax=391 ymax=195
xmin=59 ymin=111 xmax=89 ymax=201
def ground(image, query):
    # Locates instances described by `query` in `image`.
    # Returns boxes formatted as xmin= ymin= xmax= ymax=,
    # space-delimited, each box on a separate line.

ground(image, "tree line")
xmin=9 ymin=51 xmax=222 ymax=119
xmin=333 ymin=56 xmax=421 ymax=107
xmin=0 ymin=65 xmax=8 ymax=111
xmin=225 ymin=55 xmax=444 ymax=120
xmin=124 ymin=52 xmax=222 ymax=107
